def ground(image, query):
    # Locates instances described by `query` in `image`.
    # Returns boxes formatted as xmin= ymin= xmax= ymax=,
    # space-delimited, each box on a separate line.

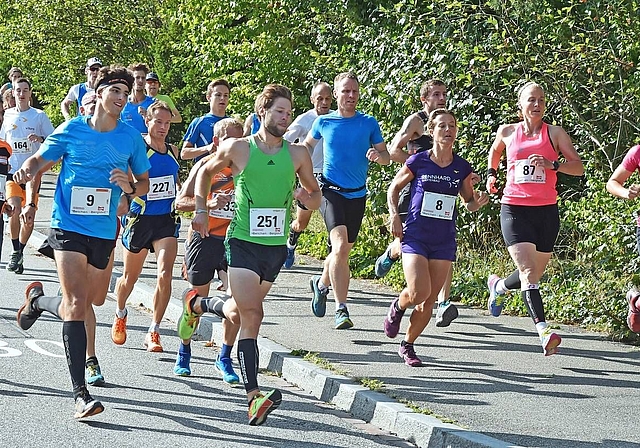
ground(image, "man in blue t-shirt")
xmin=120 ymin=63 xmax=155 ymax=134
xmin=180 ymin=79 xmax=230 ymax=161
xmin=13 ymin=65 xmax=150 ymax=420
xmin=303 ymin=72 xmax=390 ymax=330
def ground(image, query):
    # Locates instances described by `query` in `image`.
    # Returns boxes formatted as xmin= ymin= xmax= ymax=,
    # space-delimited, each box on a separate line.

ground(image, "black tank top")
xmin=406 ymin=111 xmax=432 ymax=155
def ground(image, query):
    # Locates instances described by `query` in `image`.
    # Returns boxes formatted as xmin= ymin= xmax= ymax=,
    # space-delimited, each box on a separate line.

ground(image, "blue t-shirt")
xmin=183 ymin=112 xmax=227 ymax=162
xmin=404 ymin=151 xmax=472 ymax=244
xmin=311 ymin=111 xmax=384 ymax=199
xmin=129 ymin=143 xmax=180 ymax=216
xmin=120 ymin=96 xmax=156 ymax=134
xmin=39 ymin=117 xmax=151 ymax=239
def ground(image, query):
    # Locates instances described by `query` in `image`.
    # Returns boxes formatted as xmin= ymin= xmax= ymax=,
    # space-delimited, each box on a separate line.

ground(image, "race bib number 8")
xmin=0 ymin=174 xmax=5 ymax=201
xmin=147 ymin=175 xmax=176 ymax=201
xmin=70 ymin=186 xmax=111 ymax=215
xmin=514 ymin=159 xmax=546 ymax=184
xmin=249 ymin=208 xmax=286 ymax=236
xmin=12 ymin=137 xmax=32 ymax=154
xmin=420 ymin=192 xmax=456 ymax=220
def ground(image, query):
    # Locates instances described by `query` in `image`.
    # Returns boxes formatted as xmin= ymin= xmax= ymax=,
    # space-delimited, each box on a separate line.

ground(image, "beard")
xmin=264 ymin=119 xmax=286 ymax=138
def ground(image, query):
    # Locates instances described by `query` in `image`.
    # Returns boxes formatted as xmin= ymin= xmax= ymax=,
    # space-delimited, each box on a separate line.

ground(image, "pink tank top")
xmin=502 ymin=122 xmax=558 ymax=206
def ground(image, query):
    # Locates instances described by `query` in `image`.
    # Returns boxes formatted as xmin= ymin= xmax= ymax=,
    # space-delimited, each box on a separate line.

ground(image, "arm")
xmin=291 ymin=144 xmax=321 ymax=210
xmin=549 ymin=126 xmax=584 ymax=176
xmin=302 ymin=134 xmax=319 ymax=155
xmin=180 ymin=140 xmax=213 ymax=160
xmin=61 ymin=98 xmax=75 ymax=121
xmin=607 ymin=165 xmax=640 ymax=200
xmin=367 ymin=141 xmax=390 ymax=165
xmin=486 ymin=125 xmax=508 ymax=193
xmin=388 ymin=114 xmax=422 ymax=163
xmin=21 ymin=159 xmax=56 ymax=228
xmin=459 ymin=172 xmax=489 ymax=212
xmin=243 ymin=114 xmax=254 ymax=137
xmin=387 ymin=165 xmax=414 ymax=239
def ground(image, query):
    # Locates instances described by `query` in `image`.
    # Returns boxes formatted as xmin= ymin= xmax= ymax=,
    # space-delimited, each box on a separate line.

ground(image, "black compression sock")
xmin=504 ymin=270 xmax=521 ymax=290
xmin=522 ymin=287 xmax=545 ymax=324
xmin=238 ymin=338 xmax=259 ymax=393
xmin=63 ymin=321 xmax=88 ymax=391
xmin=34 ymin=295 xmax=63 ymax=319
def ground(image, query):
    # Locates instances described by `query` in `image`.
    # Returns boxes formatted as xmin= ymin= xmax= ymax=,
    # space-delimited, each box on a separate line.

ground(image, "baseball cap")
xmin=146 ymin=72 xmax=160 ymax=82
xmin=86 ymin=57 xmax=103 ymax=68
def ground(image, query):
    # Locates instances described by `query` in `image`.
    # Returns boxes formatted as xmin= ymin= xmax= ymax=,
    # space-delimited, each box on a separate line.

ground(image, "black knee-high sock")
xmin=522 ymin=287 xmax=545 ymax=324
xmin=34 ymin=295 xmax=63 ymax=319
xmin=200 ymin=295 xmax=228 ymax=319
xmin=238 ymin=338 xmax=259 ymax=394
xmin=11 ymin=238 xmax=20 ymax=252
xmin=504 ymin=270 xmax=521 ymax=290
xmin=63 ymin=321 xmax=87 ymax=393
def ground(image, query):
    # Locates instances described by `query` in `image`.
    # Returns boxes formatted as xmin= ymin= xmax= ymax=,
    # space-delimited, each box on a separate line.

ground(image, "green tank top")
xmin=227 ymin=136 xmax=296 ymax=245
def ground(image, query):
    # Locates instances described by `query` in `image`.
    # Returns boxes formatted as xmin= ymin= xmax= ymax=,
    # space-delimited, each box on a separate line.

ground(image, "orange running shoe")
xmin=144 ymin=331 xmax=163 ymax=352
xmin=111 ymin=313 xmax=127 ymax=345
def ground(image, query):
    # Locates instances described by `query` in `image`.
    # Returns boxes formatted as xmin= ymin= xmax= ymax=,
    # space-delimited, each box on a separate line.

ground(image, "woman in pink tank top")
xmin=485 ymin=82 xmax=584 ymax=356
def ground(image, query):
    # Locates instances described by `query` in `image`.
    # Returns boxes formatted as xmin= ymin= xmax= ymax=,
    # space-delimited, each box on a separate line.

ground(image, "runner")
xmin=282 ymin=81 xmax=332 ymax=269
xmin=112 ymin=101 xmax=180 ymax=352
xmin=13 ymin=65 xmax=150 ymax=418
xmin=145 ymin=72 xmax=182 ymax=123
xmin=0 ymin=137 xmax=12 ymax=261
xmin=0 ymin=78 xmax=54 ymax=274
xmin=2 ymin=88 xmax=16 ymax=110
xmin=181 ymin=79 xmax=230 ymax=161
xmin=243 ymin=111 xmax=261 ymax=136
xmin=486 ymin=81 xmax=583 ymax=356
xmin=173 ymin=117 xmax=243 ymax=382
xmin=61 ymin=57 xmax=102 ymax=120
xmin=383 ymin=109 xmax=488 ymax=366
xmin=0 ymin=67 xmax=23 ymax=95
xmin=182 ymin=84 xmax=321 ymax=425
xmin=304 ymin=72 xmax=390 ymax=330
xmin=121 ymin=63 xmax=155 ymax=134
xmin=605 ymin=146 xmax=640 ymax=333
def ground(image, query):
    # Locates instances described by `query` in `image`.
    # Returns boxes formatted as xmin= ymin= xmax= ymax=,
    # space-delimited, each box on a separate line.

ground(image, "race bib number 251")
xmin=249 ymin=208 xmax=286 ymax=236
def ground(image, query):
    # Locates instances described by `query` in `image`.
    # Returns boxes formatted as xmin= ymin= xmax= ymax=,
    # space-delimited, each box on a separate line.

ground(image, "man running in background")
xmin=61 ymin=57 xmax=102 ymax=120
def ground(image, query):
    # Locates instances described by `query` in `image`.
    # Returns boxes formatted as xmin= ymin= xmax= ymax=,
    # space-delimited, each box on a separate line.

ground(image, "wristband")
xmin=487 ymin=168 xmax=497 ymax=177
xmin=552 ymin=160 xmax=560 ymax=171
xmin=124 ymin=181 xmax=136 ymax=195
xmin=195 ymin=208 xmax=208 ymax=215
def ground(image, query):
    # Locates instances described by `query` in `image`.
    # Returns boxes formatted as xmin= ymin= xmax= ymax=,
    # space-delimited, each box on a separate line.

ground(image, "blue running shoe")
xmin=374 ymin=246 xmax=398 ymax=278
xmin=283 ymin=246 xmax=296 ymax=269
xmin=174 ymin=351 xmax=191 ymax=376
xmin=215 ymin=355 xmax=240 ymax=385
xmin=310 ymin=275 xmax=328 ymax=317
xmin=487 ymin=274 xmax=506 ymax=317
xmin=335 ymin=307 xmax=354 ymax=330
xmin=85 ymin=359 xmax=105 ymax=386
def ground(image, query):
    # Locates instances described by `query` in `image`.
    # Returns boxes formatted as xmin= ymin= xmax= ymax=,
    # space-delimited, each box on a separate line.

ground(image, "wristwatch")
xmin=552 ymin=160 xmax=560 ymax=171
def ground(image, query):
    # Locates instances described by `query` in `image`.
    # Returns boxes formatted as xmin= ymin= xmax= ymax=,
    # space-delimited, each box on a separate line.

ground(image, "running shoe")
xmin=435 ymin=300 xmax=459 ymax=327
xmin=374 ymin=246 xmax=398 ymax=278
xmin=248 ymin=389 xmax=282 ymax=426
xmin=144 ymin=331 xmax=163 ymax=352
xmin=177 ymin=288 xmax=202 ymax=340
xmin=173 ymin=351 xmax=191 ymax=376
xmin=111 ymin=313 xmax=127 ymax=345
xmin=283 ymin=246 xmax=296 ymax=269
xmin=6 ymin=250 xmax=23 ymax=274
xmin=215 ymin=354 xmax=240 ymax=385
xmin=540 ymin=327 xmax=562 ymax=356
xmin=334 ymin=307 xmax=353 ymax=330
xmin=487 ymin=274 xmax=506 ymax=317
xmin=17 ymin=282 xmax=44 ymax=330
xmin=626 ymin=289 xmax=640 ymax=333
xmin=85 ymin=359 xmax=105 ymax=386
xmin=74 ymin=387 xmax=104 ymax=419
xmin=310 ymin=275 xmax=328 ymax=318
xmin=383 ymin=298 xmax=405 ymax=338
xmin=398 ymin=342 xmax=422 ymax=367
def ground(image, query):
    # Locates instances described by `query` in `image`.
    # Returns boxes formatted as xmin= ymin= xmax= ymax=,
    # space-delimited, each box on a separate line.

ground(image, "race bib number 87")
xmin=514 ymin=159 xmax=546 ymax=184
xmin=249 ymin=208 xmax=286 ymax=236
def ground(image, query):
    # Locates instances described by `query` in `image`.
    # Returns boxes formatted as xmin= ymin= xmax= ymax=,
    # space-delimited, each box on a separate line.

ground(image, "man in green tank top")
xmin=185 ymin=84 xmax=321 ymax=426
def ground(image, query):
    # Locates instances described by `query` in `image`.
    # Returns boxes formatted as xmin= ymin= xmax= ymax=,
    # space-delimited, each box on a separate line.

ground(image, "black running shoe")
xmin=74 ymin=387 xmax=104 ymax=419
xmin=17 ymin=282 xmax=44 ymax=330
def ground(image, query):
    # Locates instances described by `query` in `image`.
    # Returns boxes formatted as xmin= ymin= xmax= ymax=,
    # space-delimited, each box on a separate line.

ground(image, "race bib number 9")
xmin=249 ymin=208 xmax=286 ymax=236
xmin=70 ymin=186 xmax=111 ymax=215
xmin=420 ymin=192 xmax=456 ymax=220
xmin=147 ymin=175 xmax=176 ymax=201
xmin=514 ymin=159 xmax=546 ymax=184
xmin=0 ymin=174 xmax=5 ymax=201
xmin=12 ymin=137 xmax=32 ymax=154
xmin=209 ymin=194 xmax=235 ymax=220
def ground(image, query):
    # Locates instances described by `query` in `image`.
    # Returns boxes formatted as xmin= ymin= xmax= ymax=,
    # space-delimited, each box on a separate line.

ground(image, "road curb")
xmin=28 ymin=226 xmax=522 ymax=448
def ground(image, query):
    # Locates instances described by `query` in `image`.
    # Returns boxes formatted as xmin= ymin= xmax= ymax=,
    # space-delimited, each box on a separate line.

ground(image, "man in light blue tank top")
xmin=303 ymin=72 xmax=390 ymax=330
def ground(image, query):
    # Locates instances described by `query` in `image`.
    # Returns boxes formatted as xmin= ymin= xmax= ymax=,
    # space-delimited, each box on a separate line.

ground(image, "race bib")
xmin=208 ymin=194 xmax=235 ymax=220
xmin=249 ymin=208 xmax=286 ymax=236
xmin=70 ymin=186 xmax=111 ymax=215
xmin=514 ymin=159 xmax=546 ymax=184
xmin=147 ymin=175 xmax=176 ymax=201
xmin=12 ymin=137 xmax=32 ymax=154
xmin=0 ymin=174 xmax=5 ymax=201
xmin=420 ymin=191 xmax=456 ymax=220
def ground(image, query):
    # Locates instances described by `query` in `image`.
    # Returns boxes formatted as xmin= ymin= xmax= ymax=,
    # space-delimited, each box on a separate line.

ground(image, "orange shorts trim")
xmin=6 ymin=180 xmax=39 ymax=206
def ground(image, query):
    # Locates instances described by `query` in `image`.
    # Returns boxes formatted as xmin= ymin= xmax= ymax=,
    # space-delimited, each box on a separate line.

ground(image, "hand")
xmin=486 ymin=175 xmax=498 ymax=194
xmin=366 ymin=148 xmax=381 ymax=162
xmin=191 ymin=213 xmax=209 ymax=238
xmin=27 ymin=133 xmax=42 ymax=143
xmin=528 ymin=153 xmax=552 ymax=169
xmin=628 ymin=184 xmax=640 ymax=200
xmin=472 ymin=190 xmax=490 ymax=210
xmin=1 ymin=202 xmax=14 ymax=217
xmin=207 ymin=193 xmax=231 ymax=210
xmin=20 ymin=204 xmax=36 ymax=228
xmin=390 ymin=214 xmax=403 ymax=239
xmin=12 ymin=167 xmax=33 ymax=184
xmin=109 ymin=168 xmax=132 ymax=193
xmin=293 ymin=187 xmax=312 ymax=207
xmin=470 ymin=172 xmax=481 ymax=186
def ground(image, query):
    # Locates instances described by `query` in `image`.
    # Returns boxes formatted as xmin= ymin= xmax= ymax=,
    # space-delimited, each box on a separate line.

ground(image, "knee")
xmin=239 ymin=306 xmax=263 ymax=329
